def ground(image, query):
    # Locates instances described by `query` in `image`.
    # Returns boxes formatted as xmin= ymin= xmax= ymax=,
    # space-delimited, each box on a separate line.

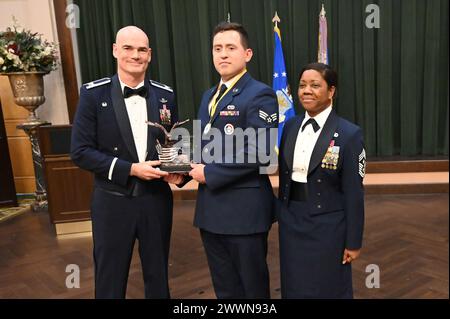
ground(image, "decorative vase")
xmin=6 ymin=71 xmax=50 ymax=211
xmin=6 ymin=71 xmax=48 ymax=125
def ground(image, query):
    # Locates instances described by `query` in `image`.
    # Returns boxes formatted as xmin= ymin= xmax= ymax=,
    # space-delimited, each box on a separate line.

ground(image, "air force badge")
xmin=224 ymin=123 xmax=234 ymax=135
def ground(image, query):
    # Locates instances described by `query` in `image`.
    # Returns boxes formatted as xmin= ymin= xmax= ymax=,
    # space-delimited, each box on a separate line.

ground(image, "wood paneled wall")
xmin=0 ymin=99 xmax=17 ymax=207
xmin=0 ymin=76 xmax=35 ymax=193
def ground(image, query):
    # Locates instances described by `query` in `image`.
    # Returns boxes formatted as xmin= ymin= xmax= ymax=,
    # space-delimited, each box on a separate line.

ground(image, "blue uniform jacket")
xmin=193 ymin=72 xmax=278 ymax=235
xmin=70 ymin=75 xmax=178 ymax=196
xmin=278 ymin=110 xmax=365 ymax=249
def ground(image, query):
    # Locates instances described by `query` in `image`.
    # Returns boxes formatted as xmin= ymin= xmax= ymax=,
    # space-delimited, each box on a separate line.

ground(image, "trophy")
xmin=146 ymin=119 xmax=192 ymax=173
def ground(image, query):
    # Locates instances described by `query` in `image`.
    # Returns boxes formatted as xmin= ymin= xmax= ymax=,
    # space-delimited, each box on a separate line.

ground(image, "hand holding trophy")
xmin=146 ymin=119 xmax=192 ymax=173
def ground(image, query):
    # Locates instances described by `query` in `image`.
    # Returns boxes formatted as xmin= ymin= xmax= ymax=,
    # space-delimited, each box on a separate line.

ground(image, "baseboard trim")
xmin=55 ymin=220 xmax=92 ymax=237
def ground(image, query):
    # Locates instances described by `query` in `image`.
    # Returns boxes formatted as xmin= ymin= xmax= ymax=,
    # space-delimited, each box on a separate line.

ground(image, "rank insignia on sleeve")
xmin=321 ymin=140 xmax=340 ymax=170
xmin=359 ymin=148 xmax=366 ymax=178
xmin=259 ymin=110 xmax=278 ymax=124
xmin=159 ymin=105 xmax=171 ymax=125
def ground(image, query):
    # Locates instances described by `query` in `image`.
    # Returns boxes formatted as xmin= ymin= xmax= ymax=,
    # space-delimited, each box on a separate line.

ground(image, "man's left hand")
xmin=189 ymin=163 xmax=206 ymax=184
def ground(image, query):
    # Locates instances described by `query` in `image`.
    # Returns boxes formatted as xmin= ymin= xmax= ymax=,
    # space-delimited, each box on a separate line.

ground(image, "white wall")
xmin=0 ymin=0 xmax=70 ymax=124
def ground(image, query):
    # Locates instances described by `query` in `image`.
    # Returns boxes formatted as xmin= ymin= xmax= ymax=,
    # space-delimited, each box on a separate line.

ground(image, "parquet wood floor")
xmin=0 ymin=194 xmax=447 ymax=299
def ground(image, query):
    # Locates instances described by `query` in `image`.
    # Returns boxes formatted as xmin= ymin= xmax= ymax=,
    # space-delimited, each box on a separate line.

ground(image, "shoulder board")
xmin=84 ymin=77 xmax=111 ymax=90
xmin=150 ymin=80 xmax=173 ymax=92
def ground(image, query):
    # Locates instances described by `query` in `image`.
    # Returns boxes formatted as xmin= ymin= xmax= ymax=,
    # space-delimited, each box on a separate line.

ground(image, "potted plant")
xmin=0 ymin=17 xmax=59 ymax=124
xmin=0 ymin=18 xmax=59 ymax=211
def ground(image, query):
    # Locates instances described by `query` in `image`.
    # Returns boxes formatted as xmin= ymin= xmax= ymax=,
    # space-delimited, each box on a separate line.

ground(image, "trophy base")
xmin=160 ymin=163 xmax=192 ymax=173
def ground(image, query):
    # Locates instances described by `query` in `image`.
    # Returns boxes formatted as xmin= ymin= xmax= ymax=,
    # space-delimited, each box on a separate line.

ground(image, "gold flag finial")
xmin=320 ymin=4 xmax=326 ymax=17
xmin=272 ymin=11 xmax=281 ymax=28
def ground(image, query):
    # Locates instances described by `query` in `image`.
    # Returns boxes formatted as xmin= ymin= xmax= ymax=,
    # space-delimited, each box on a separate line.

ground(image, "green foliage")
xmin=0 ymin=17 xmax=59 ymax=73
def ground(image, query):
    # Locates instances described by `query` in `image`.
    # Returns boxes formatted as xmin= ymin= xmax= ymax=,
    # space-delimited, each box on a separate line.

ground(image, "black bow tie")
xmin=123 ymin=86 xmax=147 ymax=99
xmin=301 ymin=118 xmax=320 ymax=132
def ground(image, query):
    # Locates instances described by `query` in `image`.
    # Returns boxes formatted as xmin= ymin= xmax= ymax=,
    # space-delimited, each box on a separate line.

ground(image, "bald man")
xmin=71 ymin=26 xmax=181 ymax=298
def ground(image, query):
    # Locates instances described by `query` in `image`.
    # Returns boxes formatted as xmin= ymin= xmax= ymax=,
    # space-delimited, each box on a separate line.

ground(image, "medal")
xmin=159 ymin=105 xmax=171 ymax=125
xmin=321 ymin=140 xmax=340 ymax=170
xmin=204 ymin=123 xmax=212 ymax=135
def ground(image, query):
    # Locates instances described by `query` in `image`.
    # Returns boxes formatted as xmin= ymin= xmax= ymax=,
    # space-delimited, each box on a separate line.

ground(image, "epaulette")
xmin=150 ymin=80 xmax=173 ymax=93
xmin=84 ymin=77 xmax=111 ymax=90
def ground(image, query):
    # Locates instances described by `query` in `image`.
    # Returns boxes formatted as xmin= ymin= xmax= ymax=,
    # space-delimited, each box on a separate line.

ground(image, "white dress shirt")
xmin=291 ymin=105 xmax=333 ymax=183
xmin=108 ymin=78 xmax=148 ymax=181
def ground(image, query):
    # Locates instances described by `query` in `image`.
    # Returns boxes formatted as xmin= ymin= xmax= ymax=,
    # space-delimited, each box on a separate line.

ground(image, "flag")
xmin=318 ymin=4 xmax=328 ymax=64
xmin=272 ymin=12 xmax=295 ymax=148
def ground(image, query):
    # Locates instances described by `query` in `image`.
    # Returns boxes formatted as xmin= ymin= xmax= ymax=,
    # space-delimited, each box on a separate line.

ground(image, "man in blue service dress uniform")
xmin=189 ymin=22 xmax=278 ymax=299
xmin=71 ymin=26 xmax=183 ymax=298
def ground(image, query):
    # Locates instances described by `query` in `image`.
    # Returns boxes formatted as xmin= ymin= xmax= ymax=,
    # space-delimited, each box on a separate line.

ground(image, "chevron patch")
xmin=359 ymin=148 xmax=366 ymax=178
xmin=259 ymin=110 xmax=278 ymax=124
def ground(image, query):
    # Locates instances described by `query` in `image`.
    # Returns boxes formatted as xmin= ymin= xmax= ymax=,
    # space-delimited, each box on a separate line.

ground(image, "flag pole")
xmin=271 ymin=11 xmax=295 ymax=150
xmin=318 ymin=3 xmax=328 ymax=64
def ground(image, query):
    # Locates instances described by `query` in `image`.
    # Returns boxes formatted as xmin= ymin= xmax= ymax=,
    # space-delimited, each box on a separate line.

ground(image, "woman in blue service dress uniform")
xmin=277 ymin=63 xmax=366 ymax=298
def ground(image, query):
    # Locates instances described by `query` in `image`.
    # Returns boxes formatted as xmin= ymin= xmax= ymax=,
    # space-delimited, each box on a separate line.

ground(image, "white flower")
xmin=0 ymin=23 xmax=59 ymax=72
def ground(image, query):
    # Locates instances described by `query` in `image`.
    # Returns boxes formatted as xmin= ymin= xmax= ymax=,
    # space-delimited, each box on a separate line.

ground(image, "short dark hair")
xmin=212 ymin=22 xmax=250 ymax=49
xmin=299 ymin=63 xmax=338 ymax=89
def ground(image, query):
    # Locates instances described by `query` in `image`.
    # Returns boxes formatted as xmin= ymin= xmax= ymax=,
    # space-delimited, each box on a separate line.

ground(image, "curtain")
xmin=74 ymin=0 xmax=448 ymax=156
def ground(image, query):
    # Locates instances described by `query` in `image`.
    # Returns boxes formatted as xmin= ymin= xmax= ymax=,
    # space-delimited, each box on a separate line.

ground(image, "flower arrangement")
xmin=0 ymin=18 xmax=59 ymax=73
